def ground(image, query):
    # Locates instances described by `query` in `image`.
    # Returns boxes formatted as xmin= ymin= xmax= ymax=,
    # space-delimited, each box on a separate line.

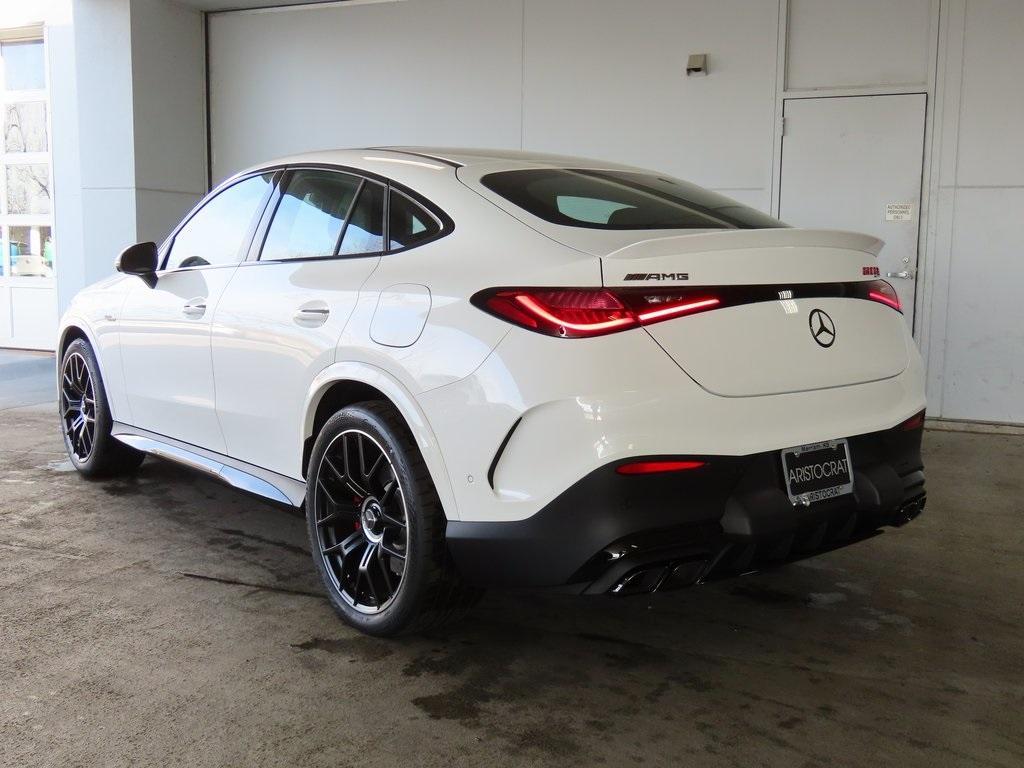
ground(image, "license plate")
xmin=781 ymin=439 xmax=853 ymax=505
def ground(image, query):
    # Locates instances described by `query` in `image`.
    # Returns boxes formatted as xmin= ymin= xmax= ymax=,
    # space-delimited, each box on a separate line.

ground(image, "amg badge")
xmin=623 ymin=272 xmax=690 ymax=281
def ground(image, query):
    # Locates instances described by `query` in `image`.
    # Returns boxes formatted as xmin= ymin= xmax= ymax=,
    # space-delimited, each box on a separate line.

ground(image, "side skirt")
xmin=111 ymin=422 xmax=306 ymax=508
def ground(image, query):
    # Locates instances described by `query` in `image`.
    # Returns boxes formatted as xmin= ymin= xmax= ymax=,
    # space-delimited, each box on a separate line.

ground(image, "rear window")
xmin=481 ymin=168 xmax=785 ymax=230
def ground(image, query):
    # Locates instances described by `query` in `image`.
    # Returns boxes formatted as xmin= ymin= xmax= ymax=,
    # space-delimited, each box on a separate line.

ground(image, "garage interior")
xmin=2 ymin=1 xmax=1023 ymax=766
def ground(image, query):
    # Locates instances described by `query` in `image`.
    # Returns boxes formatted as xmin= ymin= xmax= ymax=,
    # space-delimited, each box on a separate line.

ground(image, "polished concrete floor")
xmin=1 ymin=398 xmax=1022 ymax=767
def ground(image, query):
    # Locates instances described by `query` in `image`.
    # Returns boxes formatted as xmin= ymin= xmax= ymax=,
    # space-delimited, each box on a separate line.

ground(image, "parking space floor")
xmin=1 ymin=402 xmax=1022 ymax=767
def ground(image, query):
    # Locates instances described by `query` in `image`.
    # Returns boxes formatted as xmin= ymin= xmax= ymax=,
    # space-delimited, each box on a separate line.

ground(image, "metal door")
xmin=779 ymin=94 xmax=927 ymax=326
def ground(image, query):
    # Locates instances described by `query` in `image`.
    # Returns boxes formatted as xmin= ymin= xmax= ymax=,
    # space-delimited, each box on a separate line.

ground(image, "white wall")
xmin=925 ymin=0 xmax=1024 ymax=424
xmin=208 ymin=0 xmax=779 ymax=210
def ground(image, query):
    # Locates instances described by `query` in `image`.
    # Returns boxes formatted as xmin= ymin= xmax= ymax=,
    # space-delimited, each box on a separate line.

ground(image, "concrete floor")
xmin=2 ymin=399 xmax=1023 ymax=767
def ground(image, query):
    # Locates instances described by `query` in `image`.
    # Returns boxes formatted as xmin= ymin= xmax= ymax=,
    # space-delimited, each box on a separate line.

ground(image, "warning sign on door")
xmin=885 ymin=202 xmax=915 ymax=222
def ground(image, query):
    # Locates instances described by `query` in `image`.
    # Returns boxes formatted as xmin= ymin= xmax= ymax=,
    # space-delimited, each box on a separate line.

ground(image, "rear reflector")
xmin=898 ymin=410 xmax=926 ymax=431
xmin=616 ymin=460 xmax=706 ymax=475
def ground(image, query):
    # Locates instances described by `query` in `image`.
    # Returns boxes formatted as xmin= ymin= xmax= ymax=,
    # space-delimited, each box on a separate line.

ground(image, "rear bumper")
xmin=446 ymin=422 xmax=925 ymax=593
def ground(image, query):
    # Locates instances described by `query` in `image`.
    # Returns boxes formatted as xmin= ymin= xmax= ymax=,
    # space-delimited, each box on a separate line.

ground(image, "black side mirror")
xmin=115 ymin=242 xmax=159 ymax=288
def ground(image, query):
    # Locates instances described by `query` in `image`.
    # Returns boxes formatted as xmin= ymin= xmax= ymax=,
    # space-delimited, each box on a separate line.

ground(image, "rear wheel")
xmin=59 ymin=338 xmax=145 ymax=478
xmin=306 ymin=401 xmax=480 ymax=636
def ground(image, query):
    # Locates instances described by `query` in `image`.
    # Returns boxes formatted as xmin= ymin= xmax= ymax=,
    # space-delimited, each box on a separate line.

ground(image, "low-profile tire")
xmin=59 ymin=338 xmax=145 ymax=478
xmin=305 ymin=401 xmax=481 ymax=636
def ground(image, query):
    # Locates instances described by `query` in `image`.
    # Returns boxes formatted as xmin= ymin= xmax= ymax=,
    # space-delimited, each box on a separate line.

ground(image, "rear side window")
xmin=481 ymin=168 xmax=785 ymax=230
xmin=339 ymin=181 xmax=385 ymax=255
xmin=261 ymin=170 xmax=361 ymax=261
xmin=388 ymin=189 xmax=442 ymax=250
xmin=167 ymin=173 xmax=273 ymax=270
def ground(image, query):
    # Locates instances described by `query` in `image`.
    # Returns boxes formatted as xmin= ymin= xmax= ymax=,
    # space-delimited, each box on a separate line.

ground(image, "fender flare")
xmin=302 ymin=362 xmax=461 ymax=521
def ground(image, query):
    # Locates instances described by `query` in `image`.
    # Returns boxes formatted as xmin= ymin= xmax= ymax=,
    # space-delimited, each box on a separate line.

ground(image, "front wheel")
xmin=306 ymin=401 xmax=480 ymax=636
xmin=59 ymin=338 xmax=145 ymax=478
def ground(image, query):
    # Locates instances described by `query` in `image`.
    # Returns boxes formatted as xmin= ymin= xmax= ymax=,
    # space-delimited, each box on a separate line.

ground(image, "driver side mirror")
xmin=115 ymin=241 xmax=159 ymax=288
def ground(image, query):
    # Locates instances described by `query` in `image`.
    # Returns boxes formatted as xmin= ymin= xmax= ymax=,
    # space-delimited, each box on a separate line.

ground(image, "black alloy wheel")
xmin=60 ymin=350 xmax=97 ymax=462
xmin=312 ymin=428 xmax=409 ymax=613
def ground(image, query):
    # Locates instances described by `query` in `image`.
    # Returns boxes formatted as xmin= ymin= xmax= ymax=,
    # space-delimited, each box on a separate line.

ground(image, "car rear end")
xmin=428 ymin=160 xmax=925 ymax=595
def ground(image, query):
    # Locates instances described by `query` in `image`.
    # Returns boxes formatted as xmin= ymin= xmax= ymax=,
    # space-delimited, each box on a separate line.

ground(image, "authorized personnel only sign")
xmin=885 ymin=202 xmax=915 ymax=221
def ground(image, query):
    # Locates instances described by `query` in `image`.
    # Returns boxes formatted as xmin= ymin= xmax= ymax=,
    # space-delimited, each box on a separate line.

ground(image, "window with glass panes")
xmin=0 ymin=35 xmax=52 ymax=278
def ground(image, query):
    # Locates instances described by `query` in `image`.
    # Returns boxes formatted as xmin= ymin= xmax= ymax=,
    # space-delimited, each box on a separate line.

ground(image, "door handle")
xmin=182 ymin=299 xmax=207 ymax=317
xmin=886 ymin=270 xmax=915 ymax=280
xmin=294 ymin=305 xmax=330 ymax=327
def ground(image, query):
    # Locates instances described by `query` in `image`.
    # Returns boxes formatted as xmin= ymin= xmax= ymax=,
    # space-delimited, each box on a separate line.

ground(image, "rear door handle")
xmin=182 ymin=299 xmax=207 ymax=317
xmin=294 ymin=304 xmax=330 ymax=327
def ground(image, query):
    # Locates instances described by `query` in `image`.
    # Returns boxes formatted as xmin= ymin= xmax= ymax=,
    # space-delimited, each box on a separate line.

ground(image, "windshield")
xmin=480 ymin=168 xmax=786 ymax=230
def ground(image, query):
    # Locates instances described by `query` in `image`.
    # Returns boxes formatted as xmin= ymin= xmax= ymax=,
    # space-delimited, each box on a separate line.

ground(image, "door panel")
xmin=779 ymin=94 xmax=926 ymax=325
xmin=119 ymin=267 xmax=238 ymax=451
xmin=211 ymin=258 xmax=379 ymax=478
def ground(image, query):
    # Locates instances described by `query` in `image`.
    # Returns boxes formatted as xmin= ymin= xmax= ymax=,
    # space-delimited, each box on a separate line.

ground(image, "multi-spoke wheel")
xmin=313 ymin=429 xmax=409 ymax=613
xmin=306 ymin=401 xmax=481 ymax=636
xmin=60 ymin=351 xmax=97 ymax=462
xmin=58 ymin=338 xmax=145 ymax=478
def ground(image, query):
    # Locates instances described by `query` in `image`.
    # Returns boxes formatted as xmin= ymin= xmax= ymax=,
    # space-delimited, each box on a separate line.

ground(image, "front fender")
xmin=303 ymin=362 xmax=460 ymax=521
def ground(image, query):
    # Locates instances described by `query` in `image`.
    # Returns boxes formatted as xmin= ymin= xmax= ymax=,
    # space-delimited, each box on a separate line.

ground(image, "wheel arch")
xmin=302 ymin=362 xmax=460 ymax=521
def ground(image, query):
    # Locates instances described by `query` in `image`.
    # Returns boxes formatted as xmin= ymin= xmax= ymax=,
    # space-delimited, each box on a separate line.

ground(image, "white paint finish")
xmin=129 ymin=0 xmax=207 ymax=196
xmin=523 ymin=0 xmax=778 ymax=196
xmin=786 ymin=0 xmax=932 ymax=90
xmin=940 ymin=188 xmax=1024 ymax=424
xmin=211 ymin=258 xmax=381 ymax=477
xmin=119 ymin=267 xmax=238 ymax=453
xmin=649 ymin=297 xmax=908 ymax=397
xmin=207 ymin=0 xmax=524 ymax=183
xmin=779 ymin=94 xmax=927 ymax=320
xmin=62 ymin=148 xmax=928 ymax=524
xmin=955 ymin=0 xmax=1024 ymax=186
xmin=370 ymin=284 xmax=431 ymax=348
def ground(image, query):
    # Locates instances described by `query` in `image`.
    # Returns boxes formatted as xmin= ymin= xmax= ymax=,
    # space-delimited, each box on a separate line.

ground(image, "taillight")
xmin=616 ymin=460 xmax=706 ymax=475
xmin=474 ymin=288 xmax=720 ymax=338
xmin=864 ymin=279 xmax=902 ymax=312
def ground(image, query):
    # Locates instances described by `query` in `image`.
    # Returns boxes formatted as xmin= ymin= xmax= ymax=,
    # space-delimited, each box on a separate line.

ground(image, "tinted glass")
xmin=339 ymin=181 xmax=385 ymax=255
xmin=262 ymin=170 xmax=360 ymax=261
xmin=388 ymin=190 xmax=442 ymax=250
xmin=167 ymin=173 xmax=272 ymax=270
xmin=481 ymin=169 xmax=785 ymax=230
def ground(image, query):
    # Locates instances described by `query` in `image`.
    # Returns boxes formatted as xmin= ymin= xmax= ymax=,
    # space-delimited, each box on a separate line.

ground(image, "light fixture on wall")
xmin=686 ymin=53 xmax=708 ymax=76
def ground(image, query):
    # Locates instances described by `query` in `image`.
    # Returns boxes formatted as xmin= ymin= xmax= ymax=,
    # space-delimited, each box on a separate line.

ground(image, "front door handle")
xmin=294 ymin=305 xmax=330 ymax=327
xmin=886 ymin=270 xmax=915 ymax=280
xmin=182 ymin=299 xmax=207 ymax=317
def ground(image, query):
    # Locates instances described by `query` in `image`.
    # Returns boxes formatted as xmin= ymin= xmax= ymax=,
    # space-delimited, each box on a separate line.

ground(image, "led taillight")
xmin=475 ymin=288 xmax=720 ymax=338
xmin=864 ymin=280 xmax=902 ymax=312
xmin=616 ymin=460 xmax=706 ymax=475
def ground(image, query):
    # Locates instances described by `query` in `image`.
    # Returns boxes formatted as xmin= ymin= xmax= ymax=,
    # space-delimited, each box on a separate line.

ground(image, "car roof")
xmin=233 ymin=146 xmax=645 ymax=183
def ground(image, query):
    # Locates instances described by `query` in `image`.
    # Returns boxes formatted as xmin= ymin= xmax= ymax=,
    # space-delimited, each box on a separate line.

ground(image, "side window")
xmin=261 ymin=170 xmax=360 ymax=261
xmin=166 ymin=173 xmax=273 ymax=270
xmin=388 ymin=190 xmax=442 ymax=251
xmin=338 ymin=181 xmax=385 ymax=256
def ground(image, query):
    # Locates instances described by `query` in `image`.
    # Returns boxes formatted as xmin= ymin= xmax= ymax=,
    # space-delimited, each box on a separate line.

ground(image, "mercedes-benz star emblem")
xmin=808 ymin=309 xmax=836 ymax=348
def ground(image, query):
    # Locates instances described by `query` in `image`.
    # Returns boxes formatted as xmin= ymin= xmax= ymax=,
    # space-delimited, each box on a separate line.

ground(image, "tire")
xmin=59 ymin=338 xmax=145 ymax=478
xmin=305 ymin=401 xmax=481 ymax=636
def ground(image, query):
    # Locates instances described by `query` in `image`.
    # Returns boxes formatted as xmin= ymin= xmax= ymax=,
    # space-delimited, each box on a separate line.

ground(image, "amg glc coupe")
xmin=58 ymin=148 xmax=926 ymax=635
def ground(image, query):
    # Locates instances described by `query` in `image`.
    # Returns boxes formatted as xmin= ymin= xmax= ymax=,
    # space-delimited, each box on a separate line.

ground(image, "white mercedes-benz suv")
xmin=58 ymin=147 xmax=926 ymax=635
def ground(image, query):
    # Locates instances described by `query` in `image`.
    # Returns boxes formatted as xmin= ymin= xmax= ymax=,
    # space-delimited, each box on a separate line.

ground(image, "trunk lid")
xmin=602 ymin=229 xmax=909 ymax=397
